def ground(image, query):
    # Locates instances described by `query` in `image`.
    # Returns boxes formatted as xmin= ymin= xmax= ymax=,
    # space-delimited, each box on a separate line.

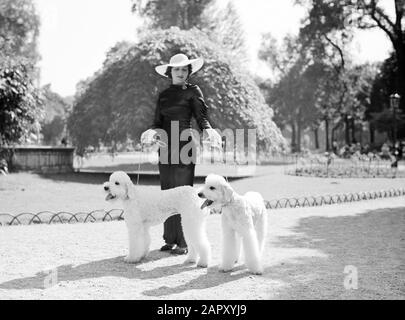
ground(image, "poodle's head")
xmin=103 ymin=171 xmax=135 ymax=202
xmin=197 ymin=174 xmax=234 ymax=209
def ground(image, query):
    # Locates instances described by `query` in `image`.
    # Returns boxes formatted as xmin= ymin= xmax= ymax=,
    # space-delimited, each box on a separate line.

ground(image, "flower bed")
xmin=289 ymin=152 xmax=404 ymax=178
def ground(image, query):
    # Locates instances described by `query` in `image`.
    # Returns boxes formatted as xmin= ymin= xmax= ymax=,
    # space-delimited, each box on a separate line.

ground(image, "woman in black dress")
xmin=141 ymin=53 xmax=222 ymax=255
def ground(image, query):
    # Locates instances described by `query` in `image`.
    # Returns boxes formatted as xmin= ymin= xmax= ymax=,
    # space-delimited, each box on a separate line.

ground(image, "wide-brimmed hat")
xmin=155 ymin=53 xmax=204 ymax=77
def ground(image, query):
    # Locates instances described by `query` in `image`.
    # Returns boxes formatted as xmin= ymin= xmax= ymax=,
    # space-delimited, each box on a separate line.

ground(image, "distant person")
xmin=332 ymin=140 xmax=338 ymax=155
xmin=393 ymin=142 xmax=403 ymax=160
xmin=390 ymin=155 xmax=399 ymax=178
xmin=341 ymin=145 xmax=351 ymax=158
xmin=61 ymin=137 xmax=68 ymax=146
xmin=380 ymin=142 xmax=391 ymax=160
xmin=349 ymin=143 xmax=356 ymax=155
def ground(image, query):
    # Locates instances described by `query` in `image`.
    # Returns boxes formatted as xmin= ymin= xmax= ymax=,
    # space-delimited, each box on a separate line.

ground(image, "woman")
xmin=141 ymin=53 xmax=221 ymax=255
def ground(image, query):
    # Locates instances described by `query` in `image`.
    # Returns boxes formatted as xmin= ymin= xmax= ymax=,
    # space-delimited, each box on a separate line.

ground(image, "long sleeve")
xmin=190 ymin=85 xmax=212 ymax=131
xmin=151 ymin=94 xmax=163 ymax=129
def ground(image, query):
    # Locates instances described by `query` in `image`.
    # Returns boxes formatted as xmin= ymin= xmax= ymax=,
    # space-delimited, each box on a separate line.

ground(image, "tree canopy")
xmin=0 ymin=0 xmax=40 ymax=65
xmin=39 ymin=84 xmax=72 ymax=145
xmin=200 ymin=1 xmax=249 ymax=63
xmin=0 ymin=0 xmax=42 ymax=146
xmin=259 ymin=28 xmax=378 ymax=151
xmin=131 ymin=0 xmax=213 ymax=30
xmin=296 ymin=0 xmax=405 ymax=112
xmin=0 ymin=63 xmax=42 ymax=145
xmin=68 ymin=27 xmax=286 ymax=155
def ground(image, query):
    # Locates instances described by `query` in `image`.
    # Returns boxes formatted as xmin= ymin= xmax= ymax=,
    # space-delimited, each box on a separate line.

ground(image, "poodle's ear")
xmin=220 ymin=180 xmax=234 ymax=203
xmin=125 ymin=180 xmax=136 ymax=200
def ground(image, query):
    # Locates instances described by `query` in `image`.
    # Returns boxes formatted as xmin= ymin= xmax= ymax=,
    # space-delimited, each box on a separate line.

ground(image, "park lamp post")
xmin=390 ymin=93 xmax=400 ymax=146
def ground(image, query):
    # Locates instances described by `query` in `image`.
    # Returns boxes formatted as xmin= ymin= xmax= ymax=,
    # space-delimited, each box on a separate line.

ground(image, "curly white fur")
xmin=198 ymin=174 xmax=267 ymax=275
xmin=103 ymin=171 xmax=211 ymax=267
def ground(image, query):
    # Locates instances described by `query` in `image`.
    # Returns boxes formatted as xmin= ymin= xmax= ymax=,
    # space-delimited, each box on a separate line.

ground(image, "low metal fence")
xmin=0 ymin=209 xmax=124 ymax=227
xmin=264 ymin=188 xmax=405 ymax=209
xmin=1 ymin=188 xmax=404 ymax=227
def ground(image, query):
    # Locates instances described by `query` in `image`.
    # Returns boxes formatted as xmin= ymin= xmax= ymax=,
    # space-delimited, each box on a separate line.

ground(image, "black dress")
xmin=151 ymin=83 xmax=212 ymax=247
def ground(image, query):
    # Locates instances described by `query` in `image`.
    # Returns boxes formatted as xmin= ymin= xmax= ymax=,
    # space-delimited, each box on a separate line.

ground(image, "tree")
xmin=103 ymin=41 xmax=133 ymax=69
xmin=131 ymin=0 xmax=213 ymax=30
xmin=343 ymin=63 xmax=377 ymax=144
xmin=41 ymin=115 xmax=65 ymax=146
xmin=259 ymin=28 xmax=376 ymax=151
xmin=68 ymin=27 xmax=286 ymax=155
xmin=0 ymin=0 xmax=42 ymax=147
xmin=368 ymin=53 xmax=405 ymax=142
xmin=296 ymin=0 xmax=356 ymax=149
xmin=40 ymin=84 xmax=72 ymax=145
xmin=295 ymin=0 xmax=405 ymax=114
xmin=258 ymin=34 xmax=326 ymax=152
xmin=261 ymin=61 xmax=327 ymax=152
xmin=0 ymin=63 xmax=42 ymax=146
xmin=132 ymin=0 xmax=249 ymax=63
xmin=199 ymin=1 xmax=249 ymax=63
xmin=0 ymin=0 xmax=41 ymax=70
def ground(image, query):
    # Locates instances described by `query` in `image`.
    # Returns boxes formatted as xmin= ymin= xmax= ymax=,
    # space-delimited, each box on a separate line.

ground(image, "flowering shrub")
xmin=290 ymin=151 xmax=403 ymax=178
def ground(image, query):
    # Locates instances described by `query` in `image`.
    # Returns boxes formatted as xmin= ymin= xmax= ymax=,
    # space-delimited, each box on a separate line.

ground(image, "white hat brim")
xmin=155 ymin=58 xmax=204 ymax=77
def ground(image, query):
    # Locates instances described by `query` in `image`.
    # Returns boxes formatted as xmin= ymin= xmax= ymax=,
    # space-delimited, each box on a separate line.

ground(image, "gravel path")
xmin=0 ymin=197 xmax=404 ymax=300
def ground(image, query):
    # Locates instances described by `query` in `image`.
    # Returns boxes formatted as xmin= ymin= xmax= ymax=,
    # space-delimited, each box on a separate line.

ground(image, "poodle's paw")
xmin=197 ymin=259 xmax=208 ymax=268
xmin=248 ymin=267 xmax=263 ymax=275
xmin=183 ymin=257 xmax=197 ymax=265
xmin=124 ymin=255 xmax=141 ymax=264
xmin=218 ymin=265 xmax=233 ymax=273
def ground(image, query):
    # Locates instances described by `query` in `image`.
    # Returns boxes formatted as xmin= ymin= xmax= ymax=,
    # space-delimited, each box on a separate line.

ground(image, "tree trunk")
xmin=351 ymin=118 xmax=356 ymax=143
xmin=331 ymin=120 xmax=342 ymax=146
xmin=313 ymin=127 xmax=319 ymax=149
xmin=297 ymin=121 xmax=302 ymax=152
xmin=291 ymin=122 xmax=296 ymax=152
xmin=183 ymin=5 xmax=189 ymax=29
xmin=344 ymin=115 xmax=350 ymax=145
xmin=393 ymin=0 xmax=405 ymax=113
xmin=369 ymin=121 xmax=375 ymax=146
xmin=394 ymin=41 xmax=405 ymax=139
xmin=358 ymin=122 xmax=363 ymax=145
xmin=325 ymin=118 xmax=330 ymax=151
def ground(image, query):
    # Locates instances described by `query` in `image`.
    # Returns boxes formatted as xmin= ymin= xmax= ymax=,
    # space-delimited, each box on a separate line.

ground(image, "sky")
xmin=33 ymin=0 xmax=393 ymax=97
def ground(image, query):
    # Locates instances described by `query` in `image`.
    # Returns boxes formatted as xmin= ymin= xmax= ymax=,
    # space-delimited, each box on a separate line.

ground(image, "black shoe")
xmin=170 ymin=247 xmax=188 ymax=255
xmin=160 ymin=244 xmax=176 ymax=251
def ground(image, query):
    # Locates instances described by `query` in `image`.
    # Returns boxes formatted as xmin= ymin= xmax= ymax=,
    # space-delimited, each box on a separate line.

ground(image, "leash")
xmin=137 ymin=138 xmax=167 ymax=185
xmin=136 ymin=161 xmax=141 ymax=185
xmin=212 ymin=141 xmax=229 ymax=182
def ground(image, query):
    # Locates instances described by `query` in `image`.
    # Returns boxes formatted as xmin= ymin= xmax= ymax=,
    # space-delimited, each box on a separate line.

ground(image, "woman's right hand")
xmin=140 ymin=129 xmax=158 ymax=145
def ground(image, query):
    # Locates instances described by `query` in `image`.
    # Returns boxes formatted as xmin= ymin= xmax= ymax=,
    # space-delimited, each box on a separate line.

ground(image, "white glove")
xmin=206 ymin=128 xmax=222 ymax=149
xmin=140 ymin=129 xmax=158 ymax=145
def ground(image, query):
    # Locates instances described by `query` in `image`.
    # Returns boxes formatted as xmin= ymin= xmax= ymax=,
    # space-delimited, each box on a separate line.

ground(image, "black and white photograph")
xmin=0 ymin=0 xmax=404 ymax=303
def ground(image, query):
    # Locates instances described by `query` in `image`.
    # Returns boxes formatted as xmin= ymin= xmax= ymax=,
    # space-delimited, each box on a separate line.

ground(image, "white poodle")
xmin=198 ymin=174 xmax=267 ymax=275
xmin=103 ymin=171 xmax=211 ymax=267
